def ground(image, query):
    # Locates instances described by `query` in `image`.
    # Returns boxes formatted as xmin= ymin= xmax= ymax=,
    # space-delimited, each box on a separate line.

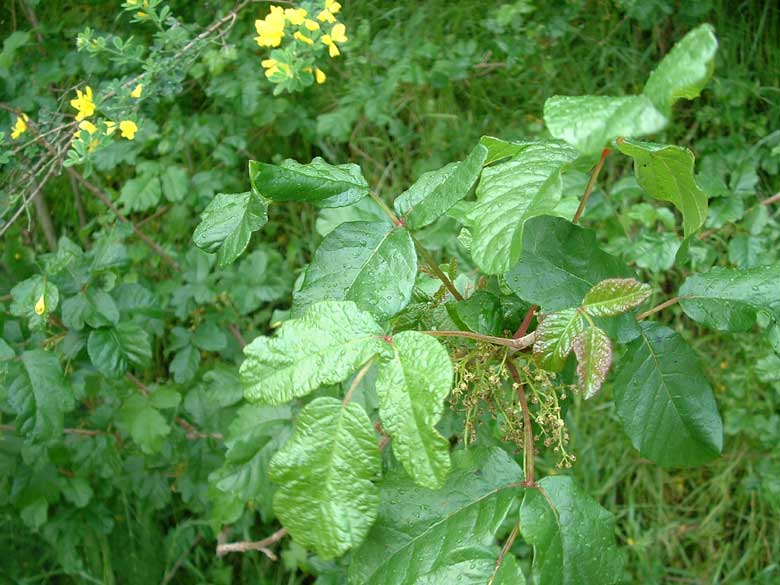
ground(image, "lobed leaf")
xmin=249 ymin=157 xmax=369 ymax=208
xmin=520 ymin=476 xmax=625 ymax=585
xmin=468 ymin=141 xmax=579 ymax=274
xmin=376 ymin=331 xmax=452 ymax=489
xmin=269 ymin=397 xmax=380 ymax=559
xmin=293 ymin=221 xmax=417 ymax=321
xmin=679 ymin=264 xmax=780 ymax=331
xmin=613 ymin=322 xmax=723 ymax=467
xmin=581 ymin=278 xmax=652 ymax=317
xmin=572 ymin=326 xmax=612 ymax=399
xmin=617 ymin=138 xmax=708 ymax=237
xmin=240 ymin=301 xmax=391 ymax=405
xmin=533 ymin=308 xmax=585 ymax=372
xmin=395 ymin=143 xmax=487 ymax=229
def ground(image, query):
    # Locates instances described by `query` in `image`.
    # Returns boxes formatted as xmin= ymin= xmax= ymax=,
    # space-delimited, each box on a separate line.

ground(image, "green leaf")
xmin=376 ymin=332 xmax=452 ymax=489
xmin=116 ymin=394 xmax=170 ymax=454
xmin=119 ymin=173 xmax=162 ymax=212
xmin=192 ymin=191 xmax=268 ymax=267
xmin=679 ymin=265 xmax=780 ymax=332
xmin=572 ymin=326 xmax=612 ymax=399
xmin=468 ymin=141 xmax=579 ymax=274
xmin=249 ymin=157 xmax=369 ymax=208
xmin=643 ymin=24 xmax=718 ymax=114
xmin=61 ymin=289 xmax=119 ymax=330
xmin=269 ymin=397 xmax=380 ymax=559
xmin=446 ymin=290 xmax=504 ymax=336
xmin=617 ymin=138 xmax=708 ymax=237
xmin=7 ymin=350 xmax=74 ymax=441
xmin=170 ymin=344 xmax=200 ymax=384
xmin=87 ymin=322 xmax=152 ymax=377
xmin=293 ymin=222 xmax=417 ymax=321
xmin=395 ymin=143 xmax=488 ymax=229
xmin=544 ymin=95 xmax=666 ymax=155
xmin=505 ymin=216 xmax=636 ymax=311
xmin=160 ymin=165 xmax=189 ymax=202
xmin=350 ymin=447 xmax=523 ymax=585
xmin=582 ymin=278 xmax=652 ymax=317
xmin=192 ymin=320 xmax=228 ymax=352
xmin=479 ymin=136 xmax=535 ymax=164
xmin=10 ymin=275 xmax=59 ymax=329
xmin=520 ymin=476 xmax=625 ymax=585
xmin=534 ymin=309 xmax=585 ymax=372
xmin=613 ymin=322 xmax=723 ymax=467
xmin=240 ymin=301 xmax=390 ymax=405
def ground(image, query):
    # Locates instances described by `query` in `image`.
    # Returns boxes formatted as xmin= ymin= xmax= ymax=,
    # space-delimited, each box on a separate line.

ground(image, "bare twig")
xmin=216 ymin=527 xmax=288 ymax=559
xmin=342 ymin=359 xmax=375 ymax=406
xmin=487 ymin=524 xmax=520 ymax=585
xmin=412 ymin=235 xmax=464 ymax=301
xmin=636 ymin=296 xmax=685 ymax=321
xmin=572 ymin=147 xmax=611 ymax=225
xmin=423 ymin=330 xmax=535 ymax=352
xmin=507 ymin=361 xmax=535 ymax=486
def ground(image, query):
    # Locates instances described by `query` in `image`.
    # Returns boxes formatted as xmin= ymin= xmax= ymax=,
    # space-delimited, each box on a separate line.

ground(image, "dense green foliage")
xmin=1 ymin=1 xmax=780 ymax=584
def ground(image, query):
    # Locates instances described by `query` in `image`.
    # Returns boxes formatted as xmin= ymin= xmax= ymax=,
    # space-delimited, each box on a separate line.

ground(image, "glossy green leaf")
xmin=613 ymin=322 xmax=723 ymax=467
xmin=116 ymin=394 xmax=170 ymax=455
xmin=534 ymin=309 xmax=585 ymax=372
xmin=395 ymin=143 xmax=487 ymax=229
xmin=505 ymin=216 xmax=635 ymax=311
xmin=350 ymin=447 xmax=523 ymax=585
xmin=249 ymin=157 xmax=369 ymax=208
xmin=240 ymin=301 xmax=390 ymax=405
xmin=269 ymin=397 xmax=380 ymax=559
xmin=617 ymin=138 xmax=708 ymax=237
xmin=544 ymin=95 xmax=666 ymax=155
xmin=520 ymin=476 xmax=625 ymax=585
xmin=643 ymin=24 xmax=718 ymax=114
xmin=572 ymin=326 xmax=612 ymax=399
xmin=479 ymin=136 xmax=535 ymax=164
xmin=582 ymin=278 xmax=652 ymax=317
xmin=87 ymin=322 xmax=152 ymax=377
xmin=679 ymin=265 xmax=780 ymax=332
xmin=446 ymin=290 xmax=504 ymax=336
xmin=376 ymin=331 xmax=452 ymax=489
xmin=293 ymin=222 xmax=416 ymax=321
xmin=10 ymin=275 xmax=59 ymax=329
xmin=192 ymin=191 xmax=268 ymax=267
xmin=7 ymin=350 xmax=74 ymax=441
xmin=468 ymin=141 xmax=579 ymax=274
xmin=61 ymin=289 xmax=119 ymax=330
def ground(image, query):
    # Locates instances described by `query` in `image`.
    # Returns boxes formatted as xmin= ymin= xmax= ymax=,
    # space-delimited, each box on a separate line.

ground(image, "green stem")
xmin=636 ymin=296 xmax=685 ymax=321
xmin=369 ymin=191 xmax=402 ymax=226
xmin=572 ymin=147 xmax=611 ymax=225
xmin=342 ymin=359 xmax=375 ymax=406
xmin=423 ymin=330 xmax=535 ymax=351
xmin=507 ymin=360 xmax=535 ymax=486
xmin=411 ymin=235 xmax=464 ymax=301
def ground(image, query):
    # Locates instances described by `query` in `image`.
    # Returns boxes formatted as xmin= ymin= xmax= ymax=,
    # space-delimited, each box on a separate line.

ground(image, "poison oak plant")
xmin=190 ymin=24 xmax=780 ymax=582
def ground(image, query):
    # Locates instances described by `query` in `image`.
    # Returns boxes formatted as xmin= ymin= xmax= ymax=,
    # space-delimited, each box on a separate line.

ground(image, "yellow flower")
xmin=262 ymin=58 xmax=280 ymax=78
xmin=304 ymin=19 xmax=320 ymax=31
xmin=79 ymin=120 xmax=98 ymax=134
xmin=70 ymin=86 xmax=96 ymax=121
xmin=330 ymin=23 xmax=347 ymax=43
xmin=255 ymin=5 xmax=286 ymax=47
xmin=315 ymin=67 xmax=326 ymax=84
xmin=11 ymin=113 xmax=28 ymax=139
xmin=136 ymin=11 xmax=149 ymax=19
xmin=104 ymin=120 xmax=117 ymax=135
xmin=317 ymin=8 xmax=336 ymax=23
xmin=284 ymin=7 xmax=307 ymax=25
xmin=119 ymin=120 xmax=138 ymax=140
xmin=130 ymin=83 xmax=143 ymax=98
xmin=325 ymin=0 xmax=341 ymax=14
xmin=34 ymin=294 xmax=46 ymax=316
xmin=294 ymin=30 xmax=314 ymax=45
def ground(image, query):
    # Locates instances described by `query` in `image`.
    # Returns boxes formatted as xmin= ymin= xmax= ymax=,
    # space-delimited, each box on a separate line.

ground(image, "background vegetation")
xmin=1 ymin=0 xmax=778 ymax=583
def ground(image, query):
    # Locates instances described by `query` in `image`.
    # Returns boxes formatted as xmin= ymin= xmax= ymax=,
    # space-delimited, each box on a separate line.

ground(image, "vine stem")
xmin=369 ymin=191 xmax=402 ymax=226
xmin=572 ymin=147 xmax=611 ymax=225
xmin=216 ymin=527 xmax=288 ymax=559
xmin=507 ymin=361 xmax=535 ymax=487
xmin=342 ymin=359 xmax=375 ymax=406
xmin=422 ymin=330 xmax=535 ymax=351
xmin=487 ymin=523 xmax=520 ymax=585
xmin=636 ymin=296 xmax=685 ymax=320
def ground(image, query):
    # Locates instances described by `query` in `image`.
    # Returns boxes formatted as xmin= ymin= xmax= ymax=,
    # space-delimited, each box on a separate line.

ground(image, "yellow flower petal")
xmin=315 ymin=67 xmax=326 ymax=84
xmin=261 ymin=58 xmax=278 ymax=68
xmin=119 ymin=120 xmax=138 ymax=140
xmin=284 ymin=7 xmax=307 ymax=25
xmin=328 ymin=42 xmax=340 ymax=57
xmin=70 ymin=85 xmax=96 ymax=121
xmin=326 ymin=0 xmax=341 ymax=14
xmin=330 ymin=23 xmax=347 ymax=43
xmin=79 ymin=120 xmax=97 ymax=135
xmin=304 ymin=19 xmax=320 ymax=31
xmin=11 ymin=113 xmax=28 ymax=139
xmin=294 ymin=31 xmax=314 ymax=45
xmin=130 ymin=83 xmax=143 ymax=98
xmin=317 ymin=9 xmax=335 ymax=23
xmin=34 ymin=294 xmax=46 ymax=316
xmin=104 ymin=120 xmax=116 ymax=135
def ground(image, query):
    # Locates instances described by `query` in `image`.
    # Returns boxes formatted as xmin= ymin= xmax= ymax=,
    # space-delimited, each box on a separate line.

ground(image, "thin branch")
xmin=572 ymin=147 xmax=611 ymax=225
xmin=228 ymin=323 xmax=247 ymax=348
xmin=487 ymin=524 xmax=520 ymax=585
xmin=513 ymin=305 xmax=537 ymax=339
xmin=369 ymin=191 xmax=402 ymax=226
xmin=636 ymin=296 xmax=685 ymax=321
xmin=160 ymin=534 xmax=203 ymax=585
xmin=422 ymin=330 xmax=535 ymax=351
xmin=761 ymin=192 xmax=780 ymax=206
xmin=0 ymin=424 xmax=109 ymax=437
xmin=507 ymin=361 xmax=535 ymax=486
xmin=175 ymin=418 xmax=223 ymax=441
xmin=342 ymin=359 xmax=375 ymax=406
xmin=216 ymin=527 xmax=288 ymax=559
xmin=411 ymin=235 xmax=464 ymax=301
